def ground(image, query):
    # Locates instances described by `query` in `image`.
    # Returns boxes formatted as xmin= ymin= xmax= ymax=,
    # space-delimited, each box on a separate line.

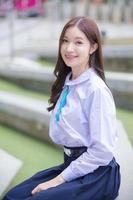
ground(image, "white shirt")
xmin=49 ymin=67 xmax=118 ymax=182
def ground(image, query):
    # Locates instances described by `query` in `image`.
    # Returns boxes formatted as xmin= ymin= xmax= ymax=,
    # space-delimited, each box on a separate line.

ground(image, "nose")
xmin=66 ymin=43 xmax=75 ymax=52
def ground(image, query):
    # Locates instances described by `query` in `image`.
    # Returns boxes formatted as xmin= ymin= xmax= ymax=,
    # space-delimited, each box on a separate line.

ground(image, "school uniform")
xmin=3 ymin=67 xmax=121 ymax=200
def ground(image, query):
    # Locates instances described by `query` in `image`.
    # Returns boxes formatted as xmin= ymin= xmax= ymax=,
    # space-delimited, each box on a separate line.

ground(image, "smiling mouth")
xmin=65 ymin=55 xmax=78 ymax=59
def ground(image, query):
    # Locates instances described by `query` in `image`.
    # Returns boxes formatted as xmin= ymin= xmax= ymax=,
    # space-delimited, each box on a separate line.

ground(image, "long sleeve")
xmin=61 ymin=87 xmax=118 ymax=182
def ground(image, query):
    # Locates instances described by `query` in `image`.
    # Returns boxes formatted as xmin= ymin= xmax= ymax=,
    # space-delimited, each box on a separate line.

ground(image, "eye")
xmin=62 ymin=38 xmax=69 ymax=43
xmin=75 ymin=41 xmax=83 ymax=45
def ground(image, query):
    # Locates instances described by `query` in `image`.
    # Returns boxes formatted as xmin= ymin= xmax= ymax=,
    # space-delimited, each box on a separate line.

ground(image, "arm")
xmin=61 ymin=87 xmax=118 ymax=182
xmin=31 ymin=174 xmax=65 ymax=195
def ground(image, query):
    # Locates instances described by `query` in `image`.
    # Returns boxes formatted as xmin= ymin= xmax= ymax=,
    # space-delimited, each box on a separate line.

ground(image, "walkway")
xmin=0 ymin=18 xmax=133 ymax=58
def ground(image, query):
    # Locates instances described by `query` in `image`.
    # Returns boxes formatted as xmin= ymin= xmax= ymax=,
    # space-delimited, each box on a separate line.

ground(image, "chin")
xmin=65 ymin=62 xmax=77 ymax=68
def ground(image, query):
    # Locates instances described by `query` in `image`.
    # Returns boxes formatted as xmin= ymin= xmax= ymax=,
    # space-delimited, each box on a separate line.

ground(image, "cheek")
xmin=80 ymin=52 xmax=90 ymax=63
xmin=81 ymin=47 xmax=90 ymax=57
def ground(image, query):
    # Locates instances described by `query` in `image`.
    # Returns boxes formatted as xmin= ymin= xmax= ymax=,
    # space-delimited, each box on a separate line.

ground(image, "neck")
xmin=71 ymin=65 xmax=90 ymax=80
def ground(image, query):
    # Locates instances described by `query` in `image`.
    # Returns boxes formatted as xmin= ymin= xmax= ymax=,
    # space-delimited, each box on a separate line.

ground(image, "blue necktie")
xmin=55 ymin=86 xmax=69 ymax=122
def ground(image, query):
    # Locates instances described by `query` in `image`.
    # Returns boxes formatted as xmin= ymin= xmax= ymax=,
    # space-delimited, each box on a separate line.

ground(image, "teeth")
xmin=66 ymin=55 xmax=76 ymax=59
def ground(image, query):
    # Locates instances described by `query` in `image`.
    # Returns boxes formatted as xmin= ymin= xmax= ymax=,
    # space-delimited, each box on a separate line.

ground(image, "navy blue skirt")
xmin=3 ymin=152 xmax=121 ymax=200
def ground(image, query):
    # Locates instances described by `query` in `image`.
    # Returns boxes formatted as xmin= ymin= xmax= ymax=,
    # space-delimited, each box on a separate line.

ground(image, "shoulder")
xmin=84 ymin=71 xmax=116 ymax=110
xmin=89 ymin=70 xmax=107 ymax=92
xmin=74 ymin=68 xmax=114 ymax=105
xmin=86 ymin=69 xmax=113 ymax=97
xmin=77 ymin=69 xmax=111 ymax=97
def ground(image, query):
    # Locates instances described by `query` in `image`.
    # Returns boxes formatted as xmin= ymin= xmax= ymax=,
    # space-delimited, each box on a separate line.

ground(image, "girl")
xmin=3 ymin=16 xmax=121 ymax=200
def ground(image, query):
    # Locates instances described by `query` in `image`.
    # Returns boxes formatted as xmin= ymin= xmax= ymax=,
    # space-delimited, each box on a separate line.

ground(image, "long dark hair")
xmin=47 ymin=16 xmax=105 ymax=112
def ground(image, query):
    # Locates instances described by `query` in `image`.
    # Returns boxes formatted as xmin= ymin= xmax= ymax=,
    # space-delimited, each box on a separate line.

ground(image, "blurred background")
xmin=0 ymin=0 xmax=133 ymax=198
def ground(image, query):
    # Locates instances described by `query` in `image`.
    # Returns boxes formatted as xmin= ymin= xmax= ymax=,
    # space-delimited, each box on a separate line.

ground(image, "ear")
xmin=90 ymin=43 xmax=98 ymax=55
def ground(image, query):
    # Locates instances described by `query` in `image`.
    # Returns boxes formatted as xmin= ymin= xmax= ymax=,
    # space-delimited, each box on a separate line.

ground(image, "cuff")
xmin=61 ymin=166 xmax=79 ymax=182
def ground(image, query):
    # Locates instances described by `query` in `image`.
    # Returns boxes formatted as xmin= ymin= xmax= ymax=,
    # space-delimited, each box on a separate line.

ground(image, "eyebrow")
xmin=63 ymin=36 xmax=84 ymax=40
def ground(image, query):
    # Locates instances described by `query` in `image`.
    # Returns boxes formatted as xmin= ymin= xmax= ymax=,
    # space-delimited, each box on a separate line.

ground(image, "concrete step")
xmin=0 ymin=91 xmax=51 ymax=144
xmin=0 ymin=149 xmax=22 ymax=197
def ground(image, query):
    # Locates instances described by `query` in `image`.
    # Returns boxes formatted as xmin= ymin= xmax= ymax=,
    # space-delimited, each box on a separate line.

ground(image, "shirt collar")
xmin=65 ymin=67 xmax=95 ymax=86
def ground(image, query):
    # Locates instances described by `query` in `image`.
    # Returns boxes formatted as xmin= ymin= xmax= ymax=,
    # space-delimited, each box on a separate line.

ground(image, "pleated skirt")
xmin=3 ymin=152 xmax=121 ymax=200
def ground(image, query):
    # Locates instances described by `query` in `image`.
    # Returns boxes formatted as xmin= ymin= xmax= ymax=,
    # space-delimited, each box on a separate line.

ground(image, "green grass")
xmin=0 ymin=125 xmax=63 ymax=196
xmin=0 ymin=79 xmax=49 ymax=101
xmin=37 ymin=59 xmax=54 ymax=68
xmin=117 ymin=109 xmax=133 ymax=145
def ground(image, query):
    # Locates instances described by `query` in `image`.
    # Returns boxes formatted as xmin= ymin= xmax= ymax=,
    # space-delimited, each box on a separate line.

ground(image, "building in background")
xmin=0 ymin=0 xmax=47 ymax=17
xmin=0 ymin=0 xmax=133 ymax=22
xmin=14 ymin=0 xmax=47 ymax=17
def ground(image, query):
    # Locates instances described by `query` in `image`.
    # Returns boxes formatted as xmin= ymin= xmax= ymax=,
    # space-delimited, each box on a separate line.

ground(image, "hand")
xmin=31 ymin=174 xmax=65 ymax=195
